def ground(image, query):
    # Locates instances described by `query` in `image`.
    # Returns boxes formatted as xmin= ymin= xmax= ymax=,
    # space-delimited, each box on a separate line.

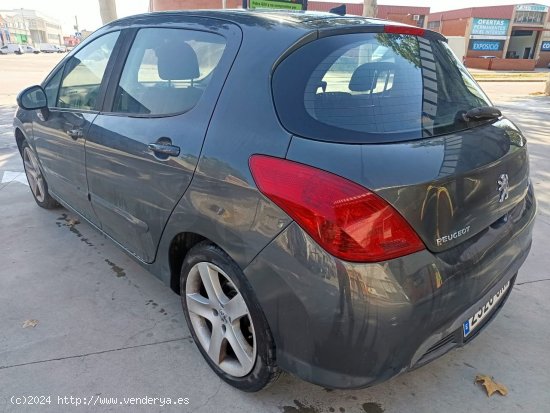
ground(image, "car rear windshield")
xmin=272 ymin=33 xmax=493 ymax=143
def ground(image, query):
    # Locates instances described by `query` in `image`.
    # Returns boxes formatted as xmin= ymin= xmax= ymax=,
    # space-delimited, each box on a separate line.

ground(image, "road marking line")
xmin=0 ymin=171 xmax=28 ymax=186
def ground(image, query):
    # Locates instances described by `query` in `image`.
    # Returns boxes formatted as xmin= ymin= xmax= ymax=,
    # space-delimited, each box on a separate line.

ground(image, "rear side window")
xmin=273 ymin=33 xmax=492 ymax=143
xmin=112 ymin=28 xmax=226 ymax=116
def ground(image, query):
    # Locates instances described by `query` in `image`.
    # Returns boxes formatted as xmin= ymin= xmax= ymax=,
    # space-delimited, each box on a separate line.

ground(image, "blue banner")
xmin=471 ymin=18 xmax=510 ymax=36
xmin=542 ymin=41 xmax=550 ymax=52
xmin=470 ymin=40 xmax=504 ymax=51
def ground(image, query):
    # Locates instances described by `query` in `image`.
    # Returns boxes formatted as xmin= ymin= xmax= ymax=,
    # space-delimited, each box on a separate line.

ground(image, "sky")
xmin=0 ymin=0 xmax=149 ymax=34
xmin=1 ymin=0 xmax=550 ymax=35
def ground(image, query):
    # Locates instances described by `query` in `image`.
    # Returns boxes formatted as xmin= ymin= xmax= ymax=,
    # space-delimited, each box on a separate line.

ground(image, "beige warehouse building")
xmin=0 ymin=8 xmax=62 ymax=46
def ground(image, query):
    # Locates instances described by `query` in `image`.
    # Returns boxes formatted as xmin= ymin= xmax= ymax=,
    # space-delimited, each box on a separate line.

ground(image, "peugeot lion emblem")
xmin=497 ymin=174 xmax=509 ymax=203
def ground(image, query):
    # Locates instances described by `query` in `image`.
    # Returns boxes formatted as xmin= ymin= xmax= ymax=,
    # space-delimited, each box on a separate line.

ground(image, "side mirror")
xmin=17 ymin=85 xmax=48 ymax=110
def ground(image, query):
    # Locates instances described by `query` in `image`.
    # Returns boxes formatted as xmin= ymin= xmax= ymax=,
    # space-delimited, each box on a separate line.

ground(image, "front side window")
xmin=273 ymin=33 xmax=492 ymax=143
xmin=43 ymin=69 xmax=63 ymax=107
xmin=112 ymin=28 xmax=226 ymax=116
xmin=57 ymin=31 xmax=119 ymax=110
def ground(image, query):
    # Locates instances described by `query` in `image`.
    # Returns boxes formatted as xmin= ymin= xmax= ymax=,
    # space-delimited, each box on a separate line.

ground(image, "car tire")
xmin=21 ymin=140 xmax=60 ymax=209
xmin=180 ymin=241 xmax=280 ymax=392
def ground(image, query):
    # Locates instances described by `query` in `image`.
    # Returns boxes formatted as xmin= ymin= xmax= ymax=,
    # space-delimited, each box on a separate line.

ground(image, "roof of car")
xmin=113 ymin=9 xmax=387 ymax=30
xmin=97 ymin=9 xmax=445 ymax=48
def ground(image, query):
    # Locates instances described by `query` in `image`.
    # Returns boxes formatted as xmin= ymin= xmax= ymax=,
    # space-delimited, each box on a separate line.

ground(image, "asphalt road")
xmin=0 ymin=54 xmax=65 ymax=105
xmin=0 ymin=53 xmax=549 ymax=413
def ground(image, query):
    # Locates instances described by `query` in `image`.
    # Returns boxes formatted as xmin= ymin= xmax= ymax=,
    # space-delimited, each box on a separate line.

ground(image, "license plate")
xmin=463 ymin=280 xmax=510 ymax=338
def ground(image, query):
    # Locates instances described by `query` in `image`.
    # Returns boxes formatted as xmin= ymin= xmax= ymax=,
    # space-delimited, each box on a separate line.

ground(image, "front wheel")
xmin=21 ymin=141 xmax=59 ymax=209
xmin=180 ymin=242 xmax=280 ymax=392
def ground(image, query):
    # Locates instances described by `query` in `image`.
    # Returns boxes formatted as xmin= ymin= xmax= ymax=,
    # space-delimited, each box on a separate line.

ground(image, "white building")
xmin=0 ymin=9 xmax=63 ymax=46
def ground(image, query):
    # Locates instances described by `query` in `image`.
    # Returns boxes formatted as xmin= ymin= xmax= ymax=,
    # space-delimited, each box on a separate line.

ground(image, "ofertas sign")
xmin=471 ymin=18 xmax=510 ymax=37
xmin=542 ymin=41 xmax=550 ymax=52
xmin=249 ymin=0 xmax=307 ymax=10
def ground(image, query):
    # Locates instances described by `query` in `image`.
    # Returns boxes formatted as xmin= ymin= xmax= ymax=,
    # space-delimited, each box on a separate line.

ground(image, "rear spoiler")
xmin=318 ymin=22 xmax=447 ymax=42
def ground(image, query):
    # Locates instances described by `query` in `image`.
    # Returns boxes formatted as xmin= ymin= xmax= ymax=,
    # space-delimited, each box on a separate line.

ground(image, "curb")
xmin=474 ymin=79 xmax=548 ymax=83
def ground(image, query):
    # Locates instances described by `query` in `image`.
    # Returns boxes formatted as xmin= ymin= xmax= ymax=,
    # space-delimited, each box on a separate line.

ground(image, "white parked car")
xmin=24 ymin=45 xmax=40 ymax=54
xmin=38 ymin=43 xmax=60 ymax=53
xmin=0 ymin=43 xmax=24 ymax=54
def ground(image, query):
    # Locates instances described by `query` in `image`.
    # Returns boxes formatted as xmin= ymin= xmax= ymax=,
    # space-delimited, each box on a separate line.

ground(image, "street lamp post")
xmin=363 ymin=0 xmax=377 ymax=17
xmin=98 ymin=0 xmax=117 ymax=25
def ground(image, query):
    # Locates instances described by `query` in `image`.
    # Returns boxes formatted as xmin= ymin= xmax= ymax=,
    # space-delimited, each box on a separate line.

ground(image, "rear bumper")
xmin=243 ymin=184 xmax=536 ymax=389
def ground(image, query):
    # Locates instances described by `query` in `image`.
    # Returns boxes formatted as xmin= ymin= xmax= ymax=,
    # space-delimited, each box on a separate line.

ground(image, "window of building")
xmin=427 ymin=21 xmax=441 ymax=29
xmin=514 ymin=11 xmax=545 ymax=24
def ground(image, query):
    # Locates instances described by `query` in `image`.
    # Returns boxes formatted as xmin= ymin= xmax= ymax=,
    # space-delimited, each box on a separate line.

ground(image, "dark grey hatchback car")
xmin=14 ymin=10 xmax=536 ymax=391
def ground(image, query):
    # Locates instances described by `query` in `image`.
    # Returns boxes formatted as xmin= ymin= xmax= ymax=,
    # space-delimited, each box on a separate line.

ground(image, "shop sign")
xmin=470 ymin=40 xmax=504 ymax=51
xmin=542 ymin=41 xmax=550 ymax=52
xmin=471 ymin=18 xmax=510 ymax=36
xmin=516 ymin=4 xmax=548 ymax=12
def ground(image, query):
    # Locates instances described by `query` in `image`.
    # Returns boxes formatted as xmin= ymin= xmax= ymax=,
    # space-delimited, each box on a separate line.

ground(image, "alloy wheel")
xmin=185 ymin=262 xmax=257 ymax=377
xmin=23 ymin=147 xmax=46 ymax=203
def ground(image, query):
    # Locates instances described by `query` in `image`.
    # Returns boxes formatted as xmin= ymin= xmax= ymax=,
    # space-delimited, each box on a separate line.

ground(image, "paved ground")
xmin=0 ymin=54 xmax=65 ymax=105
xmin=0 ymin=55 xmax=549 ymax=413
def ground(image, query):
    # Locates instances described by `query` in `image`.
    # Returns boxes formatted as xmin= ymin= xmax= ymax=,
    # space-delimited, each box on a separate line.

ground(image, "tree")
xmin=98 ymin=0 xmax=117 ymax=25
xmin=363 ymin=0 xmax=377 ymax=18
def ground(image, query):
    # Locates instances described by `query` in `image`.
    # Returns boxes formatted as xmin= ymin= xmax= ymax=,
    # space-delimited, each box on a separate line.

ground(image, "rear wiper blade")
xmin=462 ymin=106 xmax=502 ymax=122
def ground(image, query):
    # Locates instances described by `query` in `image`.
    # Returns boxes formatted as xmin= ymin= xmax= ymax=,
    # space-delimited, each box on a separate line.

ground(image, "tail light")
xmin=249 ymin=155 xmax=425 ymax=263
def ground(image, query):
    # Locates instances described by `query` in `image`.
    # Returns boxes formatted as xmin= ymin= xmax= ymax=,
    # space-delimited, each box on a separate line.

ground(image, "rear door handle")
xmin=67 ymin=129 xmax=83 ymax=140
xmin=147 ymin=143 xmax=180 ymax=157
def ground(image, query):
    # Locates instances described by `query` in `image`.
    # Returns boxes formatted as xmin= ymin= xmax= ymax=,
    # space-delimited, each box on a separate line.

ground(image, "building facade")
xmin=0 ymin=9 xmax=62 ymax=46
xmin=150 ymin=0 xmax=430 ymax=28
xmin=1 ymin=13 xmax=31 ymax=45
xmin=428 ymin=3 xmax=550 ymax=69
xmin=540 ymin=7 xmax=550 ymax=67
xmin=307 ymin=2 xmax=430 ymax=28
xmin=149 ymin=1 xmax=548 ymax=70
xmin=63 ymin=35 xmax=81 ymax=48
xmin=376 ymin=5 xmax=430 ymax=28
xmin=0 ymin=15 xmax=9 ymax=46
xmin=305 ymin=1 xmax=363 ymax=15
